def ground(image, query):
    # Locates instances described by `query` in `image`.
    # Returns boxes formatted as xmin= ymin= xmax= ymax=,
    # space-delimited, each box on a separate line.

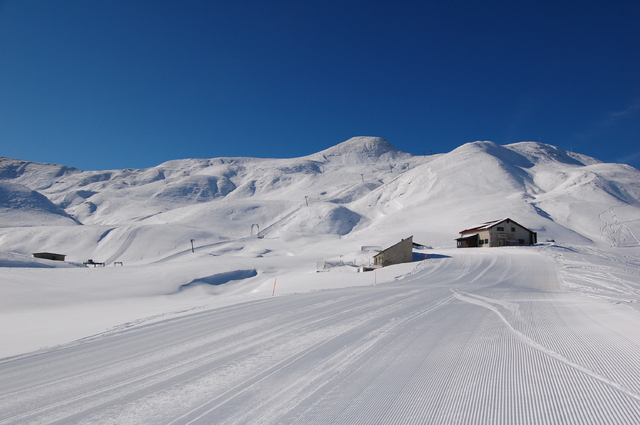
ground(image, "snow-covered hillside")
xmin=2 ymin=137 xmax=640 ymax=423
xmin=0 ymin=137 xmax=638 ymax=264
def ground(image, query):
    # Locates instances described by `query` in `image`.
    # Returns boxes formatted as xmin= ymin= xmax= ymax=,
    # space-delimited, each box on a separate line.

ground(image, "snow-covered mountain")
xmin=0 ymin=137 xmax=639 ymax=264
xmin=3 ymin=137 xmax=640 ymax=424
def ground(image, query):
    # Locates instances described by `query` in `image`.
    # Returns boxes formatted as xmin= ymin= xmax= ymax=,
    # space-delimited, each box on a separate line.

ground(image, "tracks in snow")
xmin=453 ymin=290 xmax=640 ymax=403
xmin=599 ymin=202 xmax=640 ymax=247
xmin=1 ymin=249 xmax=640 ymax=424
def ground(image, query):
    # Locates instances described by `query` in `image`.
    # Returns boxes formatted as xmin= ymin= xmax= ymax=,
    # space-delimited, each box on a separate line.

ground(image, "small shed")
xmin=456 ymin=218 xmax=537 ymax=248
xmin=373 ymin=236 xmax=413 ymax=267
xmin=32 ymin=252 xmax=66 ymax=261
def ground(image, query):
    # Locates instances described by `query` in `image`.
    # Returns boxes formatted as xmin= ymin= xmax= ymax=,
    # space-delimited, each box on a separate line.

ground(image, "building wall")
xmin=488 ymin=220 xmax=534 ymax=246
xmin=374 ymin=236 xmax=413 ymax=267
xmin=477 ymin=230 xmax=491 ymax=247
xmin=32 ymin=252 xmax=66 ymax=261
xmin=459 ymin=220 xmax=536 ymax=248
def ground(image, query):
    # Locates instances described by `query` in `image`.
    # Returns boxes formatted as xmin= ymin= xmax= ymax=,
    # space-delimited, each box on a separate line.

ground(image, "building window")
xmin=485 ymin=239 xmax=489 ymax=244
xmin=497 ymin=226 xmax=504 ymax=231
xmin=511 ymin=227 xmax=516 ymax=232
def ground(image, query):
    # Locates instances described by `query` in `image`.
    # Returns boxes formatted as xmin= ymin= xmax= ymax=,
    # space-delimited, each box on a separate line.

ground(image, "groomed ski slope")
xmin=2 ymin=248 xmax=639 ymax=425
xmin=2 ymin=138 xmax=640 ymax=423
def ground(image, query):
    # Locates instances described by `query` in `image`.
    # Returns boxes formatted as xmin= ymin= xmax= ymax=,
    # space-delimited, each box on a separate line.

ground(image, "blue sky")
xmin=0 ymin=0 xmax=638 ymax=171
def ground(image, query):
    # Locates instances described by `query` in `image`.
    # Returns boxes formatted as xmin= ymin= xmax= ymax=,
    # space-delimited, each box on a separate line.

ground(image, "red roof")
xmin=459 ymin=218 xmax=534 ymax=234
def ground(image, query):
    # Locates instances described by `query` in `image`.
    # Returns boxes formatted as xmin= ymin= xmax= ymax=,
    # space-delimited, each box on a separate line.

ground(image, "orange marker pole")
xmin=272 ymin=278 xmax=277 ymax=296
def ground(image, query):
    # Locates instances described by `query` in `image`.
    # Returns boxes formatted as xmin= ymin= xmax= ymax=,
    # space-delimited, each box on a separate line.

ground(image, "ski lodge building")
xmin=373 ymin=236 xmax=413 ymax=267
xmin=456 ymin=218 xmax=537 ymax=248
xmin=32 ymin=252 xmax=66 ymax=261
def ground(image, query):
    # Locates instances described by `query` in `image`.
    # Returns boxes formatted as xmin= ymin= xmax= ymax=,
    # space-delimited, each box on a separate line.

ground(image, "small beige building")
xmin=373 ymin=236 xmax=413 ymax=267
xmin=456 ymin=219 xmax=537 ymax=248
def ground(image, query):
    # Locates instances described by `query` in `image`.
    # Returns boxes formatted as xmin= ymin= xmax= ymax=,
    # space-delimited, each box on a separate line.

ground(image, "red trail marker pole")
xmin=272 ymin=278 xmax=277 ymax=296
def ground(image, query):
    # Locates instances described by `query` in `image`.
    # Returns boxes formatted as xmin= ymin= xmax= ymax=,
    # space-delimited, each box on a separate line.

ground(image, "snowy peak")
xmin=307 ymin=137 xmax=411 ymax=164
xmin=0 ymin=137 xmax=639 ymax=252
xmin=0 ymin=157 xmax=80 ymax=190
xmin=444 ymin=141 xmax=601 ymax=170
xmin=505 ymin=142 xmax=601 ymax=167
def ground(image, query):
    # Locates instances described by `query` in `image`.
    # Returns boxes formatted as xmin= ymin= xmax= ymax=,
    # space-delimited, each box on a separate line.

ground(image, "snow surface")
xmin=1 ymin=137 xmax=640 ymax=423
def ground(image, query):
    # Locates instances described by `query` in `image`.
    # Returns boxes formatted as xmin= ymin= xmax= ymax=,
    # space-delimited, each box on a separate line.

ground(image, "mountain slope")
xmin=0 ymin=137 xmax=638 ymax=263
xmin=346 ymin=141 xmax=640 ymax=246
xmin=0 ymin=181 xmax=80 ymax=227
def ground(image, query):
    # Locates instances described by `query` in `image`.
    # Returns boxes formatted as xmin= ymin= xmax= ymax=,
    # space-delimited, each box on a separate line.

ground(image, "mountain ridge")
xmin=0 ymin=138 xmax=638 ymax=263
